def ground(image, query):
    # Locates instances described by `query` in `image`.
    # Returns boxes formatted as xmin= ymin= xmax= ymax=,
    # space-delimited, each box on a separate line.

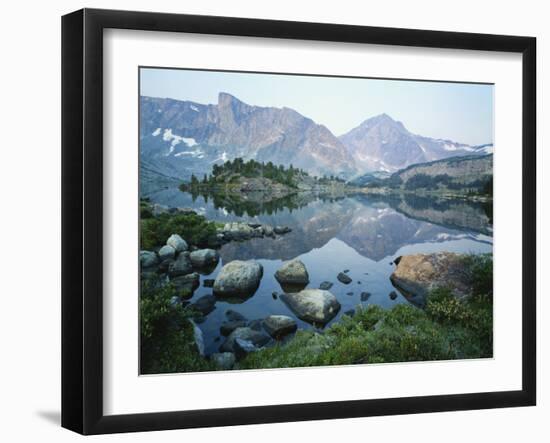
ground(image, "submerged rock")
xmin=220 ymin=320 xmax=248 ymax=336
xmin=281 ymin=289 xmax=341 ymax=325
xmin=140 ymin=250 xmax=158 ymax=269
xmin=319 ymin=281 xmax=333 ymax=290
xmin=275 ymin=259 xmax=310 ymax=287
xmin=337 ymin=272 xmax=352 ymax=284
xmin=213 ymin=260 xmax=263 ymax=298
xmin=390 ymin=252 xmax=474 ymax=299
xmin=389 ymin=290 xmax=398 ymax=300
xmin=225 ymin=309 xmax=247 ymax=322
xmin=263 ymin=315 xmax=297 ymax=339
xmin=360 ymin=292 xmax=372 ymax=301
xmin=166 ymin=234 xmax=188 ymax=253
xmin=211 ymin=352 xmax=236 ymax=370
xmin=190 ymin=249 xmax=220 ymax=268
xmin=190 ymin=294 xmax=217 ymax=316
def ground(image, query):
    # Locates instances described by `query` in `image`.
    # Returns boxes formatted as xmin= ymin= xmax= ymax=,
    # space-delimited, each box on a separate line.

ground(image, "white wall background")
xmin=0 ymin=0 xmax=546 ymax=441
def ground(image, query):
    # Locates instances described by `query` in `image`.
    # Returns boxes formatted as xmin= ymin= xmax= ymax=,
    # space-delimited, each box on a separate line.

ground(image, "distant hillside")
xmin=352 ymin=154 xmax=493 ymax=195
xmin=339 ymin=113 xmax=493 ymax=173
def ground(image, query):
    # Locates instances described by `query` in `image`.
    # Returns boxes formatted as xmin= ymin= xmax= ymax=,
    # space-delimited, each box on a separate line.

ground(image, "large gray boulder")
xmin=263 ymin=315 xmax=297 ymax=339
xmin=140 ymin=250 xmax=158 ymax=268
xmin=213 ymin=260 xmax=263 ymax=298
xmin=158 ymin=244 xmax=176 ymax=261
xmin=168 ymin=252 xmax=193 ymax=277
xmin=167 ymin=234 xmax=188 ymax=253
xmin=190 ymin=249 xmax=220 ymax=268
xmin=281 ymin=289 xmax=341 ymax=325
xmin=219 ymin=327 xmax=271 ymax=355
xmin=275 ymin=259 xmax=309 ymax=286
xmin=390 ymin=252 xmax=474 ymax=299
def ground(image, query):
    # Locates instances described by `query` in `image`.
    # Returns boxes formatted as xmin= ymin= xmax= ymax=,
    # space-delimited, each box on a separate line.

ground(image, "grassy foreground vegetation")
xmin=238 ymin=289 xmax=492 ymax=369
xmin=140 ymin=280 xmax=215 ymax=374
xmin=140 ymin=253 xmax=492 ymax=374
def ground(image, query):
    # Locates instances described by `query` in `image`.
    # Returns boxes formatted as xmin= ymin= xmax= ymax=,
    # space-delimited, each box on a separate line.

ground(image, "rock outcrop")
xmin=390 ymin=252 xmax=474 ymax=299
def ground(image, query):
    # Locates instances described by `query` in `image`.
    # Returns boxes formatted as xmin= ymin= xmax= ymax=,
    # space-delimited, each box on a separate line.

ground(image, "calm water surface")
xmin=146 ymin=188 xmax=493 ymax=355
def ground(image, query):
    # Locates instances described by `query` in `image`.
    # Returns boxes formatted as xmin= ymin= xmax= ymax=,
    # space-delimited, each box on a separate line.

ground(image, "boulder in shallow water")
xmin=319 ymin=281 xmax=333 ymax=290
xmin=190 ymin=249 xmax=219 ymax=268
xmin=390 ymin=252 xmax=474 ymax=299
xmin=140 ymin=250 xmax=158 ymax=269
xmin=171 ymin=272 xmax=200 ymax=297
xmin=281 ymin=289 xmax=341 ymax=325
xmin=234 ymin=338 xmax=259 ymax=358
xmin=275 ymin=259 xmax=310 ymax=287
xmin=168 ymin=252 xmax=193 ymax=277
xmin=213 ymin=260 xmax=263 ymax=298
xmin=263 ymin=315 xmax=297 ymax=339
xmin=219 ymin=327 xmax=271 ymax=356
xmin=158 ymin=244 xmax=176 ymax=261
xmin=166 ymin=234 xmax=188 ymax=253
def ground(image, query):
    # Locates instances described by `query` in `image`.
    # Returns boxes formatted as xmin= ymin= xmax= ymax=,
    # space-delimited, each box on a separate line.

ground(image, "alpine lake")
xmin=144 ymin=187 xmax=493 ymax=357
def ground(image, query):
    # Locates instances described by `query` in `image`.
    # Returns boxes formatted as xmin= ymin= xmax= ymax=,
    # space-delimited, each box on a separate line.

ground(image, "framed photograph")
xmin=62 ymin=8 xmax=536 ymax=435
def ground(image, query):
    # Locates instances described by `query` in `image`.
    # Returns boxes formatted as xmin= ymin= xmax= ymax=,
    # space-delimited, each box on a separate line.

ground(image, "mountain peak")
xmin=218 ymin=92 xmax=244 ymax=106
xmin=363 ymin=113 xmax=402 ymax=127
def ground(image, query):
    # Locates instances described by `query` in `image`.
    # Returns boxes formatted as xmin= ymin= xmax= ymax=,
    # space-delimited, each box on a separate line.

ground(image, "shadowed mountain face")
xmin=339 ymin=113 xmax=493 ymax=173
xmin=140 ymin=93 xmax=357 ymax=182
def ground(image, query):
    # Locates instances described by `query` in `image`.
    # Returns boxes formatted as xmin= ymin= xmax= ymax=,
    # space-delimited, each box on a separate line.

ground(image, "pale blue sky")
xmin=140 ymin=67 xmax=493 ymax=145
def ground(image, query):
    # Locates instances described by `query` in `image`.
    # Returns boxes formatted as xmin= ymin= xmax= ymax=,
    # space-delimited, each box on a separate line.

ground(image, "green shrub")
xmin=140 ymin=280 xmax=214 ymax=374
xmin=140 ymin=212 xmax=218 ymax=250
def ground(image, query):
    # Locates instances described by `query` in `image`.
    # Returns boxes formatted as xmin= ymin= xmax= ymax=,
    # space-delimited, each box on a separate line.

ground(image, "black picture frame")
xmin=62 ymin=8 xmax=536 ymax=435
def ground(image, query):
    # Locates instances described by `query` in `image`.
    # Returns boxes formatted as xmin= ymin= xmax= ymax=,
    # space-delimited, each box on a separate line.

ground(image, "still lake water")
xmin=146 ymin=188 xmax=493 ymax=356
